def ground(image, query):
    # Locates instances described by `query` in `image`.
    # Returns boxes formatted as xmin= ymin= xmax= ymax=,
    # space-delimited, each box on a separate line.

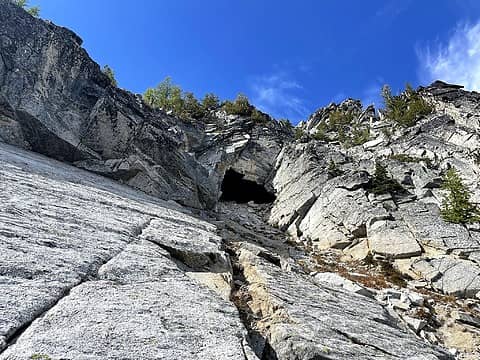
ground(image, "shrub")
xmin=201 ymin=93 xmax=220 ymax=111
xmin=223 ymin=93 xmax=253 ymax=116
xmin=440 ymin=167 xmax=479 ymax=224
xmin=294 ymin=128 xmax=305 ymax=140
xmin=251 ymin=108 xmax=269 ymax=123
xmin=390 ymin=153 xmax=433 ymax=168
xmin=381 ymin=83 xmax=433 ymax=127
xmin=350 ymin=126 xmax=370 ymax=146
xmin=381 ymin=126 xmax=393 ymax=140
xmin=144 ymin=77 xmax=176 ymax=110
xmin=102 ymin=65 xmax=117 ymax=87
xmin=312 ymin=127 xmax=329 ymax=141
xmin=329 ymin=109 xmax=354 ymax=128
xmin=143 ymin=77 xmax=207 ymax=119
xmin=182 ymin=92 xmax=203 ymax=119
xmin=370 ymin=162 xmax=403 ymax=195
xmin=315 ymin=109 xmax=370 ymax=147
xmin=327 ymin=160 xmax=343 ymax=177
xmin=30 ymin=355 xmax=50 ymax=360
xmin=14 ymin=0 xmax=40 ymax=17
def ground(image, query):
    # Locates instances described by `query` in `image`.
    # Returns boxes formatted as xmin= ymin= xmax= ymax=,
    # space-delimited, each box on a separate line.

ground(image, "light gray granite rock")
xmin=238 ymin=247 xmax=452 ymax=359
xmin=410 ymin=257 xmax=480 ymax=298
xmin=313 ymin=272 xmax=375 ymax=298
xmin=0 ymin=143 xmax=251 ymax=359
xmin=0 ymin=1 xmax=216 ymax=209
xmin=368 ymin=220 xmax=423 ymax=259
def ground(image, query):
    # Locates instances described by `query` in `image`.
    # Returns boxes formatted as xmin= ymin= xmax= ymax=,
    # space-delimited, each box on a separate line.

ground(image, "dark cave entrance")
xmin=220 ymin=169 xmax=276 ymax=204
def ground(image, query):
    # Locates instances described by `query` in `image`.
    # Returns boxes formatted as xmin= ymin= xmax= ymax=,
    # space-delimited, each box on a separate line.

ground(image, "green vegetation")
xmin=294 ymin=128 xmax=305 ymax=140
xmin=182 ymin=91 xmax=203 ymax=119
xmin=30 ymin=355 xmax=51 ymax=360
xmin=440 ymin=167 xmax=480 ymax=224
xmin=251 ymin=108 xmax=268 ymax=123
xmin=369 ymin=161 xmax=403 ymax=195
xmin=327 ymin=159 xmax=343 ymax=177
xmin=381 ymin=83 xmax=433 ymax=127
xmin=350 ymin=127 xmax=370 ymax=147
xmin=14 ymin=0 xmax=40 ymax=16
xmin=390 ymin=153 xmax=433 ymax=168
xmin=201 ymin=93 xmax=220 ymax=112
xmin=102 ymin=65 xmax=117 ymax=87
xmin=314 ymin=109 xmax=370 ymax=147
xmin=143 ymin=77 xmax=204 ymax=119
xmin=222 ymin=93 xmax=269 ymax=122
xmin=144 ymin=79 xmax=268 ymax=122
xmin=381 ymin=126 xmax=393 ymax=140
xmin=312 ymin=128 xmax=329 ymax=141
xmin=223 ymin=93 xmax=251 ymax=116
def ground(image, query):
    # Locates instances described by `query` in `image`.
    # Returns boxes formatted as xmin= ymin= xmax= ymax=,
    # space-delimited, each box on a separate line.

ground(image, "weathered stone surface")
xmin=313 ymin=272 xmax=374 ymax=297
xmin=368 ymin=220 xmax=423 ymax=259
xmin=194 ymin=115 xmax=291 ymax=193
xmin=299 ymin=184 xmax=387 ymax=249
xmin=0 ymin=143 xmax=250 ymax=358
xmin=0 ymin=1 xmax=217 ymax=209
xmin=410 ymin=257 xmax=480 ymax=298
xmin=3 ymin=3 xmax=480 ymax=356
xmin=399 ymin=202 xmax=480 ymax=252
xmin=238 ymin=248 xmax=452 ymax=359
xmin=269 ymin=142 xmax=333 ymax=231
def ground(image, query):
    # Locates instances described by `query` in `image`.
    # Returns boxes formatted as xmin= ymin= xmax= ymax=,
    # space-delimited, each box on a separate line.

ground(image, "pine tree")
xmin=370 ymin=161 xmax=403 ymax=194
xmin=201 ymin=93 xmax=220 ymax=111
xmin=102 ymin=65 xmax=117 ymax=87
xmin=224 ymin=93 xmax=252 ymax=116
xmin=441 ymin=168 xmax=479 ymax=223
xmin=381 ymin=83 xmax=432 ymax=127
xmin=14 ymin=0 xmax=40 ymax=17
xmin=183 ymin=92 xmax=203 ymax=119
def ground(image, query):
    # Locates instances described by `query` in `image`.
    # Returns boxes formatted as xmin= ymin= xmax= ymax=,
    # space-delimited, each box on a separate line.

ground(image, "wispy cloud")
xmin=249 ymin=71 xmax=310 ymax=122
xmin=417 ymin=21 xmax=480 ymax=90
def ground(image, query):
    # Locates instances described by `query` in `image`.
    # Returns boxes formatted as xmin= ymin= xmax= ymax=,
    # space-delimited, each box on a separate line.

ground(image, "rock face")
xmin=238 ymin=247 xmax=451 ymax=359
xmin=0 ymin=2 xmax=293 ymax=209
xmin=0 ymin=143 xmax=455 ymax=359
xmin=2 ymin=2 xmax=480 ymax=359
xmin=0 ymin=143 xmax=249 ymax=359
xmin=269 ymin=82 xmax=480 ymax=303
xmin=0 ymin=1 xmax=216 ymax=209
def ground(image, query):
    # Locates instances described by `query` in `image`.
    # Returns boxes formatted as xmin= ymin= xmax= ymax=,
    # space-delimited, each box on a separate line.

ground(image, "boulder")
xmin=368 ymin=220 xmax=423 ymax=259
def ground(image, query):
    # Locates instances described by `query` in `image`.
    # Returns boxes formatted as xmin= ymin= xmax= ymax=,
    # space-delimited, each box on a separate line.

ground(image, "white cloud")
xmin=417 ymin=21 xmax=480 ymax=90
xmin=249 ymin=71 xmax=310 ymax=122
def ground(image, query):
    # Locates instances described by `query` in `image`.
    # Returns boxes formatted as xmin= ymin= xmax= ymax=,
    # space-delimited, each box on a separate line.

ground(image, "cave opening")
xmin=220 ymin=168 xmax=276 ymax=204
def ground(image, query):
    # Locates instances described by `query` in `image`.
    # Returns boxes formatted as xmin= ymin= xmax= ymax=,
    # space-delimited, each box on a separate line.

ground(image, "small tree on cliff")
xmin=441 ymin=168 xmax=480 ymax=224
xmin=381 ymin=83 xmax=433 ymax=127
xmin=370 ymin=161 xmax=403 ymax=194
xmin=14 ymin=0 xmax=40 ymax=17
xmin=102 ymin=65 xmax=118 ymax=87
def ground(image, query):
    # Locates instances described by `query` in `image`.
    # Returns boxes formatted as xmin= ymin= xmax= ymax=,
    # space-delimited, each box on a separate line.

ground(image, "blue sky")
xmin=33 ymin=0 xmax=480 ymax=123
